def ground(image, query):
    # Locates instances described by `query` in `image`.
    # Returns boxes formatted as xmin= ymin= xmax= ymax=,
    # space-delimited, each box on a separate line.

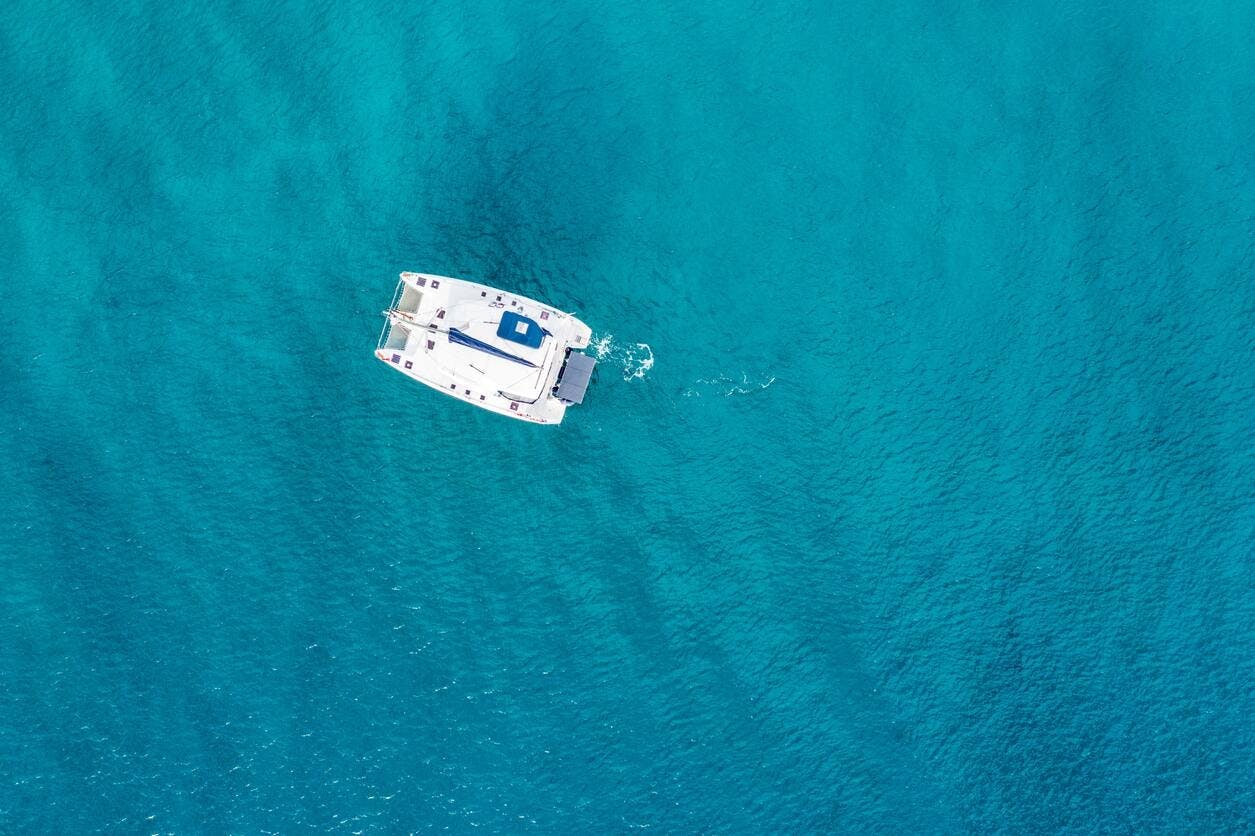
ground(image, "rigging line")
xmin=502 ymin=366 xmax=541 ymax=389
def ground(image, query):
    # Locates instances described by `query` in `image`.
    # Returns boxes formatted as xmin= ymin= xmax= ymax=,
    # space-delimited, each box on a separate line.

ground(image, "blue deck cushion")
xmin=497 ymin=311 xmax=545 ymax=349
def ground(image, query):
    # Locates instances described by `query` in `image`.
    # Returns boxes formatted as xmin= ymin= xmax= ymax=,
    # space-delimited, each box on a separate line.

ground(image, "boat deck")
xmin=376 ymin=273 xmax=593 ymax=424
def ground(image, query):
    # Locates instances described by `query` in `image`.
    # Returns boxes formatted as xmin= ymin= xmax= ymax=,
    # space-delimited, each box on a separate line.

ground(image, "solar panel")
xmin=555 ymin=352 xmax=597 ymax=404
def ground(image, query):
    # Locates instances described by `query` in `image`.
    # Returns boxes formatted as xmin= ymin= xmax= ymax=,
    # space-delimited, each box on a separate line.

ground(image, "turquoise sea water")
xmin=3 ymin=0 xmax=1255 ymax=830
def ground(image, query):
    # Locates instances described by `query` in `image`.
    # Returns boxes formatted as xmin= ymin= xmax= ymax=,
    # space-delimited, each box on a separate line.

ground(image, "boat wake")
xmin=589 ymin=333 xmax=654 ymax=381
xmin=682 ymin=373 xmax=776 ymax=398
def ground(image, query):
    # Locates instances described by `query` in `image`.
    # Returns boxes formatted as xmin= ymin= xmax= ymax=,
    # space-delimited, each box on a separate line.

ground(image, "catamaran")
xmin=375 ymin=272 xmax=597 ymax=424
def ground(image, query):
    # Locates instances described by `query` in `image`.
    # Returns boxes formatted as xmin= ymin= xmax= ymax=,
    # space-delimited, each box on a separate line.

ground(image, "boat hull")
xmin=376 ymin=273 xmax=594 ymax=424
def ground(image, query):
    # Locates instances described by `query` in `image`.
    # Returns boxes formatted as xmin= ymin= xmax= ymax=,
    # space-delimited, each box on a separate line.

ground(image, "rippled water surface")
xmin=2 ymin=0 xmax=1254 ymax=830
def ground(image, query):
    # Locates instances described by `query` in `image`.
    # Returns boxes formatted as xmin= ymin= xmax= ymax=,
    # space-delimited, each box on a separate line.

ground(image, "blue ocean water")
xmin=2 ymin=0 xmax=1254 ymax=829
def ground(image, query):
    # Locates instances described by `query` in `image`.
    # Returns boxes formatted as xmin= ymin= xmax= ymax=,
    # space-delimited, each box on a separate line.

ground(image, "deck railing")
xmin=376 ymin=279 xmax=404 ymax=349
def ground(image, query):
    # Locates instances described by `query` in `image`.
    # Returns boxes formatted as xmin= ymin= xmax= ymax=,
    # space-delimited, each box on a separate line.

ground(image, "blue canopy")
xmin=448 ymin=328 xmax=537 ymax=367
xmin=496 ymin=311 xmax=546 ymax=349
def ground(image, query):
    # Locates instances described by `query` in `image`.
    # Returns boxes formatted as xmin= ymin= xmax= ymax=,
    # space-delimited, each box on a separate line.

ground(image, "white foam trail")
xmin=589 ymin=333 xmax=655 ymax=381
xmin=590 ymin=333 xmax=614 ymax=360
xmin=625 ymin=342 xmax=654 ymax=380
xmin=683 ymin=373 xmax=776 ymax=397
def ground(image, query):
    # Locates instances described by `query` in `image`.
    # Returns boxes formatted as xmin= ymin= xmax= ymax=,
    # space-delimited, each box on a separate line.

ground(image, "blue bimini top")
xmin=496 ymin=310 xmax=546 ymax=349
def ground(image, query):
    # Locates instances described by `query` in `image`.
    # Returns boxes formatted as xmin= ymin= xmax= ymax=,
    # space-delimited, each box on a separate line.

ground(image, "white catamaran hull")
xmin=375 ymin=272 xmax=596 ymax=424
